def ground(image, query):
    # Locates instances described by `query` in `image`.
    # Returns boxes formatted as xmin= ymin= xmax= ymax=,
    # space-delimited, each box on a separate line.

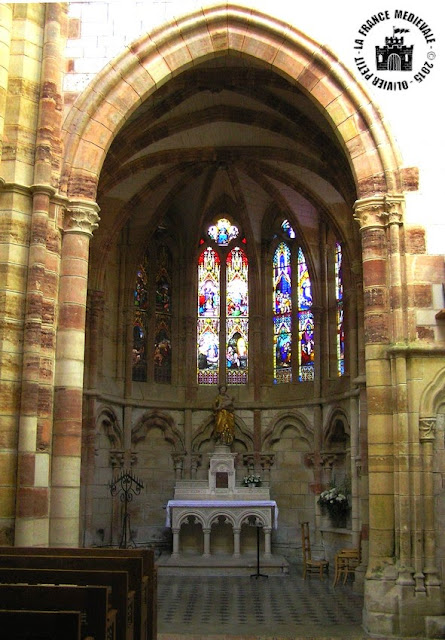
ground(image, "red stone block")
xmin=53 ymin=388 xmax=82 ymax=421
xmin=16 ymin=487 xmax=49 ymax=518
xmin=57 ymin=304 xmax=86 ymax=330
xmin=363 ymin=259 xmax=387 ymax=287
xmin=361 ymin=228 xmax=387 ymax=259
xmin=416 ymin=326 xmax=435 ymax=341
xmin=364 ymin=313 xmax=389 ymax=343
xmin=18 ymin=453 xmax=36 ymax=486
xmin=405 ymin=227 xmax=426 ymax=254
xmin=401 ymin=167 xmax=419 ymax=192
xmin=52 ymin=434 xmax=81 ymax=457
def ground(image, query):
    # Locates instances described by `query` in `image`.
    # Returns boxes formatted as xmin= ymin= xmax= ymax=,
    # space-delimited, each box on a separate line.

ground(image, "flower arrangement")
xmin=318 ymin=485 xmax=350 ymax=526
xmin=243 ymin=474 xmax=261 ymax=487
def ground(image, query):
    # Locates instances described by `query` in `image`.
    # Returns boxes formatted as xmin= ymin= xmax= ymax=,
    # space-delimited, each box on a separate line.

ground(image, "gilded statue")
xmin=213 ymin=384 xmax=235 ymax=446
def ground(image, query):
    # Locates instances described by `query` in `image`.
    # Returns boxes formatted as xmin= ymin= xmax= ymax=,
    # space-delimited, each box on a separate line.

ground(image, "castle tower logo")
xmin=353 ymin=10 xmax=436 ymax=91
xmin=375 ymin=27 xmax=413 ymax=71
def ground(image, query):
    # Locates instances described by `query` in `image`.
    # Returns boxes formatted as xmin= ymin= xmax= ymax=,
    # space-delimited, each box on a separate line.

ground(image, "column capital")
xmin=384 ymin=193 xmax=404 ymax=226
xmin=353 ymin=194 xmax=405 ymax=230
xmin=64 ymin=199 xmax=100 ymax=236
xmin=419 ymin=417 xmax=436 ymax=443
xmin=354 ymin=196 xmax=387 ymax=230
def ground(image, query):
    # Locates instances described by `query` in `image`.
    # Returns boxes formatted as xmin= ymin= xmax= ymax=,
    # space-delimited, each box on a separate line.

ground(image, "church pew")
xmin=0 ymin=583 xmax=116 ymax=640
xmin=0 ymin=551 xmax=150 ymax=640
xmin=0 ymin=547 xmax=156 ymax=640
xmin=0 ymin=566 xmax=134 ymax=640
xmin=0 ymin=609 xmax=82 ymax=640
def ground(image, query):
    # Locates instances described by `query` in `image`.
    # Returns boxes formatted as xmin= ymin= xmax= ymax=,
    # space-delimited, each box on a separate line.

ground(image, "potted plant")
xmin=243 ymin=474 xmax=261 ymax=488
xmin=318 ymin=485 xmax=350 ymax=528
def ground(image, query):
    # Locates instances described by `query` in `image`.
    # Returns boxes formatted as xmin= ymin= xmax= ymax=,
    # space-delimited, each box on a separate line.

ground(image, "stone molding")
xmin=64 ymin=200 xmax=100 ymax=236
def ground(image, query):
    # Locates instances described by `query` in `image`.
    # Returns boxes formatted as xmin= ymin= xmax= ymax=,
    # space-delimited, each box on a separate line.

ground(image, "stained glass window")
xmin=273 ymin=242 xmax=292 ymax=383
xmin=197 ymin=224 xmax=249 ymax=386
xmin=132 ymin=258 xmax=149 ymax=381
xmin=335 ymin=242 xmax=345 ymax=376
xmin=208 ymin=218 xmax=239 ymax=246
xmin=154 ymin=245 xmax=172 ymax=383
xmin=273 ymin=231 xmax=314 ymax=384
xmin=281 ymin=219 xmax=296 ymax=239
xmin=226 ymin=247 xmax=248 ymax=384
xmin=197 ymin=247 xmax=221 ymax=384
xmin=298 ymin=247 xmax=314 ymax=381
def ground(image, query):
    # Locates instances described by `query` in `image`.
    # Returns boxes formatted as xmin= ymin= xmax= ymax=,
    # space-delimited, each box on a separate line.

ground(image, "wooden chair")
xmin=301 ymin=522 xmax=329 ymax=579
xmin=333 ymin=531 xmax=362 ymax=586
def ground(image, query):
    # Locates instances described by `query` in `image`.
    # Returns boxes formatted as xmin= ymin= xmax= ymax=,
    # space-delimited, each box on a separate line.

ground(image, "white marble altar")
xmin=159 ymin=445 xmax=288 ymax=574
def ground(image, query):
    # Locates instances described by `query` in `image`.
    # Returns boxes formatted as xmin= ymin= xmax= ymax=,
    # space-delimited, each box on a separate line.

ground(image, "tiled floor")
xmin=157 ymin=565 xmax=367 ymax=639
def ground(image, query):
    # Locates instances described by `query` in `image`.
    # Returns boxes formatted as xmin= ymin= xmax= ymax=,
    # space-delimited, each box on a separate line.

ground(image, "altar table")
xmin=166 ymin=499 xmax=278 ymax=558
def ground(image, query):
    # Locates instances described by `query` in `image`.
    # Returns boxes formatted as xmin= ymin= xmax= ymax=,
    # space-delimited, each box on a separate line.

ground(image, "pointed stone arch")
xmin=60 ymin=4 xmax=403 ymax=205
xmin=131 ymin=409 xmax=185 ymax=452
xmin=323 ymin=407 xmax=350 ymax=450
xmin=263 ymin=409 xmax=314 ymax=450
xmin=96 ymin=406 xmax=123 ymax=449
xmin=419 ymin=366 xmax=445 ymax=419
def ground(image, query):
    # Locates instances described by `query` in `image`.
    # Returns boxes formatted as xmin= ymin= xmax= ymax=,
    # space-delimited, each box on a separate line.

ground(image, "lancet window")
xmin=335 ymin=241 xmax=345 ymax=376
xmin=197 ymin=218 xmax=248 ymax=385
xmin=132 ymin=244 xmax=172 ymax=383
xmin=273 ymin=220 xmax=314 ymax=383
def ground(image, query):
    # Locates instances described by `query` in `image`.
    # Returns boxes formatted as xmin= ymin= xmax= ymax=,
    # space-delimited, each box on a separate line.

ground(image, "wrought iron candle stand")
xmin=109 ymin=468 xmax=144 ymax=548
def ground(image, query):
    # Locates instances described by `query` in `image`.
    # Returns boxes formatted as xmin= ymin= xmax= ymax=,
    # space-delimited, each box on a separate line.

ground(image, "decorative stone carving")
xmin=109 ymin=450 xmax=125 ymax=469
xmin=64 ymin=200 xmax=100 ymax=236
xmin=419 ymin=417 xmax=436 ymax=443
xmin=353 ymin=194 xmax=405 ymax=231
xmin=353 ymin=196 xmax=388 ymax=230
xmin=171 ymin=453 xmax=185 ymax=480
xmin=384 ymin=194 xmax=404 ymax=226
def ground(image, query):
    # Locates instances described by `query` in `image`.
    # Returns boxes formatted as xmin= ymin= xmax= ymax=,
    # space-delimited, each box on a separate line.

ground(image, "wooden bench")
xmin=0 ymin=609 xmax=82 ymax=640
xmin=0 ymin=567 xmax=134 ymax=640
xmin=0 ymin=583 xmax=116 ymax=640
xmin=0 ymin=549 xmax=155 ymax=640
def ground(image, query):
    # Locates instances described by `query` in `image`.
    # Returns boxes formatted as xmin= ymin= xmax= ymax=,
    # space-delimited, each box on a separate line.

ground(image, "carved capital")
xmin=109 ymin=450 xmax=125 ymax=469
xmin=190 ymin=453 xmax=202 ymax=470
xmin=384 ymin=194 xmax=404 ymax=226
xmin=353 ymin=196 xmax=388 ymax=230
xmin=171 ymin=453 xmax=185 ymax=469
xmin=354 ymin=194 xmax=405 ymax=230
xmin=259 ymin=454 xmax=275 ymax=470
xmin=419 ymin=417 xmax=436 ymax=443
xmin=64 ymin=200 xmax=100 ymax=236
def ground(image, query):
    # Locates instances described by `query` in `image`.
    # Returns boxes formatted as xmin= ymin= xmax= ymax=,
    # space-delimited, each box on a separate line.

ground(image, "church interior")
xmin=0 ymin=2 xmax=445 ymax=638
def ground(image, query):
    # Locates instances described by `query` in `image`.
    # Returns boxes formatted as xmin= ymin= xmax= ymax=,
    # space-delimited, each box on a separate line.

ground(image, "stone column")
xmin=233 ymin=527 xmax=241 ymax=557
xmin=419 ymin=418 xmax=440 ymax=588
xmin=14 ymin=2 xmax=67 ymax=547
xmin=190 ymin=454 xmax=202 ymax=479
xmin=203 ymin=528 xmax=211 ymax=557
xmin=172 ymin=528 xmax=180 ymax=556
xmin=171 ymin=453 xmax=185 ymax=481
xmin=50 ymin=201 xmax=99 ymax=547
xmin=15 ymin=186 xmax=55 ymax=547
xmin=354 ymin=196 xmax=394 ymax=572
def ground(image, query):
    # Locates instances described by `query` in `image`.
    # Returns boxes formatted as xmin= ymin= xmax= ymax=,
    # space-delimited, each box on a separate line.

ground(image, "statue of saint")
xmin=213 ymin=384 xmax=235 ymax=446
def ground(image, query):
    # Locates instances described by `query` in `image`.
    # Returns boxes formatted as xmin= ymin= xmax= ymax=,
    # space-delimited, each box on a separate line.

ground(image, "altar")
xmin=166 ymin=498 xmax=278 ymax=557
xmin=158 ymin=445 xmax=289 ymax=575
